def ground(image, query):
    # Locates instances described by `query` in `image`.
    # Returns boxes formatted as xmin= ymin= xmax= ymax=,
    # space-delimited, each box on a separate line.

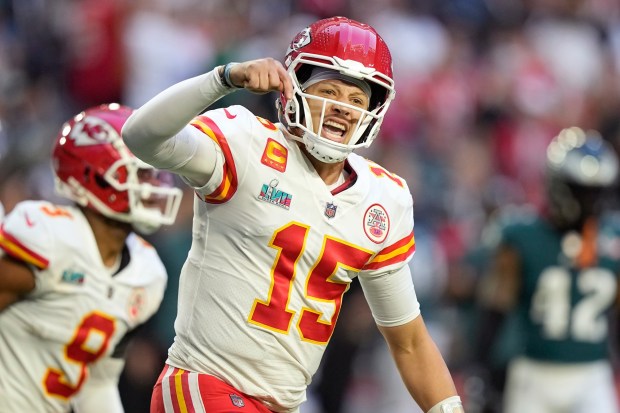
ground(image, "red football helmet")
xmin=277 ymin=16 xmax=395 ymax=163
xmin=52 ymin=103 xmax=182 ymax=233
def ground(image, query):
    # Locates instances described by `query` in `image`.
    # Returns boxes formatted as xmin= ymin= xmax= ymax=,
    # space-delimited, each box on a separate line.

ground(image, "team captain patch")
xmin=364 ymin=203 xmax=389 ymax=243
xmin=261 ymin=138 xmax=288 ymax=172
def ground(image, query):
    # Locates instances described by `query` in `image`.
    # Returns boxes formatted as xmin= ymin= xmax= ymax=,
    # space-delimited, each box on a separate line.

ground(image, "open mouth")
xmin=321 ymin=120 xmax=347 ymax=143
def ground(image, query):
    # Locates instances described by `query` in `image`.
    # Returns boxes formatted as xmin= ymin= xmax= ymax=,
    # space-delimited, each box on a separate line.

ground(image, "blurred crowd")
xmin=2 ymin=0 xmax=620 ymax=412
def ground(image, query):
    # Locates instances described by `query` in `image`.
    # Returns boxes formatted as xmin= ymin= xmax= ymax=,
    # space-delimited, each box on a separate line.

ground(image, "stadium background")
xmin=1 ymin=0 xmax=620 ymax=412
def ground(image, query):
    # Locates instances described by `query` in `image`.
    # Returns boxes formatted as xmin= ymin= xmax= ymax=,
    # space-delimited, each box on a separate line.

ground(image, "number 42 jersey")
xmin=0 ymin=201 xmax=167 ymax=413
xmin=167 ymin=106 xmax=420 ymax=412
xmin=498 ymin=211 xmax=620 ymax=362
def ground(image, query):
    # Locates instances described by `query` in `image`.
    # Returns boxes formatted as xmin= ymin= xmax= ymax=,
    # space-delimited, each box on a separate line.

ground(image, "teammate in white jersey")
xmin=0 ymin=104 xmax=183 ymax=413
xmin=122 ymin=16 xmax=464 ymax=413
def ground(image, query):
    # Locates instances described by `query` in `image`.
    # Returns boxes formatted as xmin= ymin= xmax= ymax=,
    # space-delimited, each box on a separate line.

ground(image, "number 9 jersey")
xmin=0 ymin=201 xmax=167 ymax=413
xmin=166 ymin=106 xmax=420 ymax=412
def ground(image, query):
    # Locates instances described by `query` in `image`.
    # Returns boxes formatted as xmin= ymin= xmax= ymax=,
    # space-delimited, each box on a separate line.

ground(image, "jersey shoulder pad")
xmin=193 ymin=105 xmax=255 ymax=135
xmin=192 ymin=105 xmax=279 ymax=149
xmin=475 ymin=204 xmax=539 ymax=250
xmin=210 ymin=104 xmax=278 ymax=126
xmin=495 ymin=204 xmax=539 ymax=230
xmin=353 ymin=155 xmax=412 ymax=201
xmin=489 ymin=204 xmax=544 ymax=249
xmin=217 ymin=105 xmax=281 ymax=144
xmin=126 ymin=233 xmax=167 ymax=282
xmin=0 ymin=201 xmax=75 ymax=269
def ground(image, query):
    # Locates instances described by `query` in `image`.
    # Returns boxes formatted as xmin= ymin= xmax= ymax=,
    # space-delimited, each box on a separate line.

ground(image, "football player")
xmin=0 ymin=104 xmax=183 ymax=413
xmin=122 ymin=16 xmax=464 ymax=413
xmin=476 ymin=127 xmax=620 ymax=413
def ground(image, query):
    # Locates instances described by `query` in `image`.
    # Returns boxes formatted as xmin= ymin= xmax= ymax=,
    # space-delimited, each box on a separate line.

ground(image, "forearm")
xmin=379 ymin=317 xmax=461 ymax=412
xmin=394 ymin=336 xmax=457 ymax=409
xmin=121 ymin=58 xmax=292 ymax=178
xmin=121 ymin=67 xmax=233 ymax=168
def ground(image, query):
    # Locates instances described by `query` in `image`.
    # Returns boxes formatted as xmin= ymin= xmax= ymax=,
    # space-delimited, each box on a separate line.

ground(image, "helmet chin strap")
xmin=302 ymin=131 xmax=351 ymax=163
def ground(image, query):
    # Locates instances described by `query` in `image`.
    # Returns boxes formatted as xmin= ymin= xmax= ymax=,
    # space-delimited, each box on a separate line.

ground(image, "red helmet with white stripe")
xmin=52 ymin=103 xmax=182 ymax=233
xmin=277 ymin=16 xmax=395 ymax=163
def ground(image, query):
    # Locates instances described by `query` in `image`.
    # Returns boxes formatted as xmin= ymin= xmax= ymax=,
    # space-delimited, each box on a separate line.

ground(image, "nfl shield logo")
xmin=325 ymin=202 xmax=337 ymax=219
xmin=229 ymin=393 xmax=245 ymax=408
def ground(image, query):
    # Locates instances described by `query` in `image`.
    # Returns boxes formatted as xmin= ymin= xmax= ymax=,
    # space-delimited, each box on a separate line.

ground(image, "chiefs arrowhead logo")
xmin=286 ymin=27 xmax=311 ymax=57
xmin=69 ymin=116 xmax=117 ymax=146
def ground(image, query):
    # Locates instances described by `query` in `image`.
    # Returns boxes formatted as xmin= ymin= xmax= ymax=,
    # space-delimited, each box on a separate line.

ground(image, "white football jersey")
xmin=0 ymin=201 xmax=167 ymax=413
xmin=167 ymin=106 xmax=419 ymax=412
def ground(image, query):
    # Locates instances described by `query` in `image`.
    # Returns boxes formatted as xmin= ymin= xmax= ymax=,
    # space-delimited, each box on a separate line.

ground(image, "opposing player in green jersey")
xmin=477 ymin=127 xmax=620 ymax=413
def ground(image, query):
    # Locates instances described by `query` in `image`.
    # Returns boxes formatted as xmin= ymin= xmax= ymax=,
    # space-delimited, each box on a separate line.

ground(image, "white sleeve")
xmin=122 ymin=68 xmax=235 ymax=186
xmin=358 ymin=265 xmax=421 ymax=327
xmin=71 ymin=357 xmax=126 ymax=413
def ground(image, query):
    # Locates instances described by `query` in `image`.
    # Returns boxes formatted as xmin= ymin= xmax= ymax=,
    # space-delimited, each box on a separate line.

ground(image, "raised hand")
xmin=227 ymin=58 xmax=293 ymax=100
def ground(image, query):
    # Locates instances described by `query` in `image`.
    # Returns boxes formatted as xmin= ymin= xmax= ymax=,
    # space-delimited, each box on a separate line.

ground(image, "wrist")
xmin=427 ymin=396 xmax=464 ymax=413
xmin=198 ymin=68 xmax=237 ymax=102
xmin=218 ymin=62 xmax=241 ymax=89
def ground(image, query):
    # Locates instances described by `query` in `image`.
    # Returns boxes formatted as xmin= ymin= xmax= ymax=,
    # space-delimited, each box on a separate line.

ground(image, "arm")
xmin=70 ymin=357 xmax=125 ymax=413
xmin=358 ymin=261 xmax=463 ymax=412
xmin=474 ymin=244 xmax=521 ymax=364
xmin=0 ymin=255 xmax=35 ymax=312
xmin=122 ymin=59 xmax=292 ymax=187
xmin=378 ymin=316 xmax=463 ymax=413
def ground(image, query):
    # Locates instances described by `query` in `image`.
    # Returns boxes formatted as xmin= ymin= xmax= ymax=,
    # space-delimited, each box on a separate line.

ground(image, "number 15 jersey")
xmin=167 ymin=106 xmax=420 ymax=412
